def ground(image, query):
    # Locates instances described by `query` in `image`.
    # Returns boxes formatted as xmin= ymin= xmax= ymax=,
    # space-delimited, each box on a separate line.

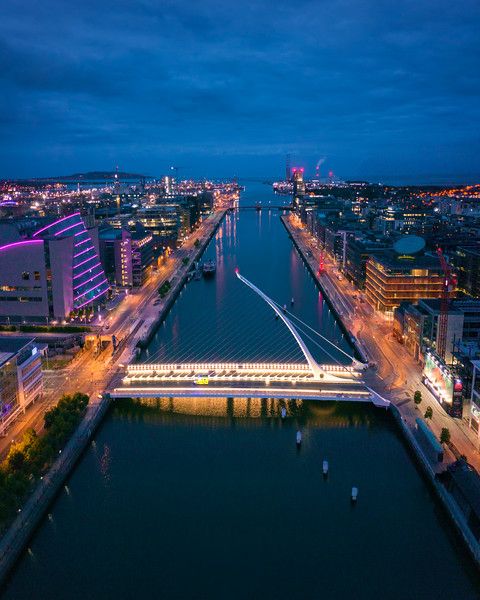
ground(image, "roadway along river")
xmin=3 ymin=183 xmax=480 ymax=599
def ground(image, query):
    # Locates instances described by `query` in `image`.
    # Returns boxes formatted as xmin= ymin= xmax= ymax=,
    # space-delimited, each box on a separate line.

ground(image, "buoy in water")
xmin=322 ymin=460 xmax=329 ymax=476
xmin=283 ymin=304 xmax=287 ymax=313
xmin=291 ymin=297 xmax=294 ymax=306
xmin=296 ymin=430 xmax=302 ymax=447
xmin=351 ymin=487 xmax=358 ymax=502
xmin=281 ymin=406 xmax=287 ymax=419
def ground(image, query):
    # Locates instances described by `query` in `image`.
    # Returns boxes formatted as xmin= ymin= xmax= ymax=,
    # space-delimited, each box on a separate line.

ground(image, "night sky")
xmin=1 ymin=0 xmax=479 ymax=183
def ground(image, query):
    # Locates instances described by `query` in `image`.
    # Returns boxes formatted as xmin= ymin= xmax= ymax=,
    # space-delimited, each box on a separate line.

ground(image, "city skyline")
xmin=1 ymin=0 xmax=480 ymax=183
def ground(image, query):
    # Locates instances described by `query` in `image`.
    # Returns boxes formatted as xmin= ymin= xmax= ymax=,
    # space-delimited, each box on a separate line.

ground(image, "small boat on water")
xmin=202 ymin=260 xmax=216 ymax=277
xmin=351 ymin=487 xmax=358 ymax=502
xmin=296 ymin=430 xmax=302 ymax=447
xmin=322 ymin=460 xmax=329 ymax=476
xmin=281 ymin=406 xmax=287 ymax=419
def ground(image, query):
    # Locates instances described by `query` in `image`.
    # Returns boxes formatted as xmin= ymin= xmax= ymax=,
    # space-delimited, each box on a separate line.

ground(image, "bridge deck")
xmin=125 ymin=362 xmax=361 ymax=385
xmin=112 ymin=363 xmax=389 ymax=407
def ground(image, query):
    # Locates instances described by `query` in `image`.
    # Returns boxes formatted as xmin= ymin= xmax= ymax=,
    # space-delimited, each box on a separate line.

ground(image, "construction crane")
xmin=436 ymin=248 xmax=457 ymax=359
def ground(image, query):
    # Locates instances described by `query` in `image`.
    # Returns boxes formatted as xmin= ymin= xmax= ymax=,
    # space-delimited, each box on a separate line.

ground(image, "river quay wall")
xmin=390 ymin=405 xmax=480 ymax=569
xmin=0 ymin=395 xmax=112 ymax=587
xmin=280 ymin=215 xmax=367 ymax=363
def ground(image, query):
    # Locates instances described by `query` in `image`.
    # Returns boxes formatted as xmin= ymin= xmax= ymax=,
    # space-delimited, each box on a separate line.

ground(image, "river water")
xmin=3 ymin=183 xmax=479 ymax=599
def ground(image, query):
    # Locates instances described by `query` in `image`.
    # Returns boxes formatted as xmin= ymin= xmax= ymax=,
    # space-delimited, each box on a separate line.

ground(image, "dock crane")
xmin=436 ymin=247 xmax=457 ymax=359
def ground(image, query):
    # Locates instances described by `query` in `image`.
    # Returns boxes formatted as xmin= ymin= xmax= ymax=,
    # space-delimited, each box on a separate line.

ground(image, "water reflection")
xmin=112 ymin=397 xmax=376 ymax=429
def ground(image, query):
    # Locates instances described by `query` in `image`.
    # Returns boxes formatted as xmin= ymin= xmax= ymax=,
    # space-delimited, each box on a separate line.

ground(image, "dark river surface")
xmin=3 ymin=183 xmax=479 ymax=599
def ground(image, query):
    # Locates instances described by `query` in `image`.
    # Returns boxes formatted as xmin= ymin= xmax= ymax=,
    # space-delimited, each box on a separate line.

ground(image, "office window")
xmin=34 ymin=271 xmax=40 ymax=281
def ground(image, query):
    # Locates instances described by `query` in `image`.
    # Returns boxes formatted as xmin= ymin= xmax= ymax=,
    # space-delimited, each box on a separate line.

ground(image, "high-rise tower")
xmin=292 ymin=168 xmax=305 ymax=196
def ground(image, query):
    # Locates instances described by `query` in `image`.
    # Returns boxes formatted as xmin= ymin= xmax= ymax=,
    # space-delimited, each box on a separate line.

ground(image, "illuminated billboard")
xmin=423 ymin=351 xmax=463 ymax=418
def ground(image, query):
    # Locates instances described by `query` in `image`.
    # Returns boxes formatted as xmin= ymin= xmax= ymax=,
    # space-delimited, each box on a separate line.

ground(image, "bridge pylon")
xmin=235 ymin=269 xmax=347 ymax=382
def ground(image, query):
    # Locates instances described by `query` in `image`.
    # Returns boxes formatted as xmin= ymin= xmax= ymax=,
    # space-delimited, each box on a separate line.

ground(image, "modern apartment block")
xmin=366 ymin=251 xmax=444 ymax=316
xmin=99 ymin=226 xmax=133 ymax=287
xmin=454 ymin=245 xmax=480 ymax=298
xmin=131 ymin=228 xmax=154 ymax=287
xmin=0 ymin=337 xmax=44 ymax=433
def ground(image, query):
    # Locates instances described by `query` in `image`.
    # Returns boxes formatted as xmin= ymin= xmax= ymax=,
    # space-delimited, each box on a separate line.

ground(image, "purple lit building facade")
xmin=0 ymin=213 xmax=109 ymax=321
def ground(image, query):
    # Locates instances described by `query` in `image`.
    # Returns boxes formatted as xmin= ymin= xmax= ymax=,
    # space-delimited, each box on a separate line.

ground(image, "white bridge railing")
xmin=127 ymin=362 xmax=356 ymax=374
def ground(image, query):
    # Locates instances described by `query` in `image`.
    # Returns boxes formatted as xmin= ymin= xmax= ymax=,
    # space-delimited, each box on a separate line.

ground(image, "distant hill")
xmin=15 ymin=171 xmax=152 ymax=182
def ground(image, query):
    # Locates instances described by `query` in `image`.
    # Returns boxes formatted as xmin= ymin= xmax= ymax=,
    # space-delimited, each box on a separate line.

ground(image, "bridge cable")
xmin=271 ymin=301 xmax=357 ymax=363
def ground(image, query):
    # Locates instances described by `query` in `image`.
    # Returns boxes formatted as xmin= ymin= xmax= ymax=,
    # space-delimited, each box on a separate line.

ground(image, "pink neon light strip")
xmin=73 ymin=261 xmax=101 ymax=279
xmin=74 ymin=230 xmax=87 ymax=237
xmin=33 ymin=212 xmax=81 ymax=237
xmin=75 ymin=279 xmax=109 ymax=302
xmin=54 ymin=221 xmax=83 ymax=236
xmin=0 ymin=240 xmax=43 ymax=252
xmin=74 ymin=238 xmax=90 ymax=247
xmin=76 ymin=286 xmax=109 ymax=309
xmin=77 ymin=288 xmax=108 ymax=308
xmin=74 ymin=255 xmax=97 ymax=270
xmin=73 ymin=270 xmax=103 ymax=290
xmin=75 ymin=245 xmax=94 ymax=258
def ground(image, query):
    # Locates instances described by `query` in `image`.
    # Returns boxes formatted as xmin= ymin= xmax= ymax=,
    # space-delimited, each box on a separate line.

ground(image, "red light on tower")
xmin=318 ymin=254 xmax=325 ymax=275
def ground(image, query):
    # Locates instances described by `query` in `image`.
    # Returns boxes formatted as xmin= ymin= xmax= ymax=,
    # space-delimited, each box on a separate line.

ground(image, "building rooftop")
xmin=0 ymin=336 xmax=35 ymax=354
xmin=447 ymin=460 xmax=480 ymax=523
xmin=370 ymin=250 xmax=442 ymax=273
xmin=0 ymin=351 xmax=14 ymax=368
xmin=453 ymin=299 xmax=480 ymax=311
xmin=0 ymin=336 xmax=36 ymax=368
xmin=99 ymin=225 xmax=126 ymax=240
xmin=418 ymin=298 xmax=463 ymax=315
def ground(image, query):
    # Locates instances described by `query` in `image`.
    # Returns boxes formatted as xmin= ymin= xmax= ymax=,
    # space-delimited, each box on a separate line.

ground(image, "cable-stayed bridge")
xmin=110 ymin=271 xmax=389 ymax=407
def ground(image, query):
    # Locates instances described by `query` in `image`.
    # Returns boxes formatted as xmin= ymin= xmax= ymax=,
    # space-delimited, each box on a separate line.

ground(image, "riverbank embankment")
xmin=390 ymin=405 xmax=480 ymax=568
xmin=280 ymin=215 xmax=368 ymax=363
xmin=0 ymin=395 xmax=112 ymax=586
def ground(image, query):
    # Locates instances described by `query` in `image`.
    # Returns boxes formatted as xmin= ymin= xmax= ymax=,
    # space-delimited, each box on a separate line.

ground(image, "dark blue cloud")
xmin=1 ymin=0 xmax=479 ymax=183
